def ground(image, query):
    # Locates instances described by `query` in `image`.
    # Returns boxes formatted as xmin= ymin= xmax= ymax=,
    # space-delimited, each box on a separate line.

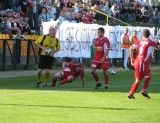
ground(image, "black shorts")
xmin=38 ymin=55 xmax=56 ymax=69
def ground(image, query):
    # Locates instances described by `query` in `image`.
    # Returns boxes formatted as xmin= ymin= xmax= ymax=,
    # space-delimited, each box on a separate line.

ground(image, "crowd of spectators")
xmin=0 ymin=0 xmax=160 ymax=36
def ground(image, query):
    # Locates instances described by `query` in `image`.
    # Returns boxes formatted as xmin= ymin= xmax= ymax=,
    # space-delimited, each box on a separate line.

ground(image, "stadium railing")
xmin=0 ymin=34 xmax=40 ymax=70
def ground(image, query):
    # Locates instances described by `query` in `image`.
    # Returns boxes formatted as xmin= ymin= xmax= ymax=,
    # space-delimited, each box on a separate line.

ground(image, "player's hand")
xmin=131 ymin=59 xmax=135 ymax=66
xmin=42 ymin=47 xmax=47 ymax=51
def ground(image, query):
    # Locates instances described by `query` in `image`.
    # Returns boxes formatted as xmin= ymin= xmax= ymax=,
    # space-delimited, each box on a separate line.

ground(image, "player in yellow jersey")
xmin=35 ymin=27 xmax=61 ymax=88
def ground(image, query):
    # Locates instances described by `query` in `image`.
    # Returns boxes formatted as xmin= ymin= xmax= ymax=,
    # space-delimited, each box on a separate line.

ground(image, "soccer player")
xmin=121 ymin=27 xmax=132 ymax=70
xmin=35 ymin=27 xmax=61 ymax=88
xmin=91 ymin=27 xmax=111 ymax=89
xmin=49 ymin=62 xmax=85 ymax=88
xmin=128 ymin=29 xmax=160 ymax=99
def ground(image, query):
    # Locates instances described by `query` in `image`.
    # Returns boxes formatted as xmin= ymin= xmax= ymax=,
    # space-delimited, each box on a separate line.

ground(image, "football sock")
xmin=104 ymin=74 xmax=108 ymax=86
xmin=142 ymin=76 xmax=151 ymax=92
xmin=129 ymin=82 xmax=139 ymax=96
xmin=37 ymin=72 xmax=42 ymax=82
xmin=60 ymin=78 xmax=71 ymax=85
xmin=44 ymin=73 xmax=50 ymax=84
xmin=52 ymin=77 xmax=57 ymax=85
xmin=91 ymin=72 xmax=99 ymax=82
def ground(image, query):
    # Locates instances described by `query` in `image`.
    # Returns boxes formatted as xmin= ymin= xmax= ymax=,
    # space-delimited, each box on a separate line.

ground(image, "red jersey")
xmin=67 ymin=63 xmax=84 ymax=79
xmin=93 ymin=37 xmax=111 ymax=63
xmin=130 ymin=38 xmax=160 ymax=64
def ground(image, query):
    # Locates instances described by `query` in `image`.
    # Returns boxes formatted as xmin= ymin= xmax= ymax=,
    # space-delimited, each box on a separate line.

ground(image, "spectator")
xmin=81 ymin=9 xmax=94 ymax=24
xmin=37 ymin=0 xmax=45 ymax=17
xmin=12 ymin=30 xmax=25 ymax=65
xmin=0 ymin=17 xmax=11 ymax=34
xmin=141 ymin=6 xmax=150 ymax=23
xmin=108 ymin=2 xmax=120 ymax=19
xmin=7 ymin=17 xmax=20 ymax=34
xmin=75 ymin=12 xmax=82 ymax=23
xmin=19 ymin=0 xmax=28 ymax=17
xmin=151 ymin=7 xmax=160 ymax=24
xmin=38 ymin=7 xmax=47 ymax=29
xmin=50 ymin=2 xmax=57 ymax=20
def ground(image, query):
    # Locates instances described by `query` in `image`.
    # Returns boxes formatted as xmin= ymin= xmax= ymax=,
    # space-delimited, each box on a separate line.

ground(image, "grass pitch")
xmin=0 ymin=70 xmax=160 ymax=123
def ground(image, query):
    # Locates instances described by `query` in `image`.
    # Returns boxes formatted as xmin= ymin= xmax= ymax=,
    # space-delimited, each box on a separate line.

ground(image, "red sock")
xmin=104 ymin=74 xmax=108 ymax=86
xmin=91 ymin=72 xmax=99 ymax=82
xmin=142 ymin=76 xmax=151 ymax=92
xmin=129 ymin=82 xmax=140 ymax=96
xmin=60 ymin=78 xmax=71 ymax=85
xmin=52 ymin=77 xmax=57 ymax=85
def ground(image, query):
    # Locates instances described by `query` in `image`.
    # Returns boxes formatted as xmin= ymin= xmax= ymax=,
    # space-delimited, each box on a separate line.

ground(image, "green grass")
xmin=0 ymin=70 xmax=160 ymax=123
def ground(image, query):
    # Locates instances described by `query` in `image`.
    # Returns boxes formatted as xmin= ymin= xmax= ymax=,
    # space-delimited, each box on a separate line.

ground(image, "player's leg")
xmin=103 ymin=68 xmax=109 ymax=89
xmin=50 ymin=72 xmax=63 ymax=87
xmin=43 ymin=56 xmax=54 ymax=88
xmin=128 ymin=60 xmax=143 ymax=99
xmin=58 ymin=76 xmax=74 ymax=87
xmin=43 ymin=69 xmax=51 ymax=88
xmin=91 ymin=67 xmax=101 ymax=89
xmin=128 ymin=78 xmax=142 ymax=99
xmin=36 ymin=55 xmax=45 ymax=87
xmin=140 ymin=71 xmax=152 ymax=99
xmin=36 ymin=68 xmax=43 ymax=88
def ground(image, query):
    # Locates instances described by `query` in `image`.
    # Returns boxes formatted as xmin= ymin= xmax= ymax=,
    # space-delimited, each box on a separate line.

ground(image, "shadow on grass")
xmin=0 ymin=103 xmax=144 ymax=111
xmin=0 ymin=71 xmax=160 ymax=93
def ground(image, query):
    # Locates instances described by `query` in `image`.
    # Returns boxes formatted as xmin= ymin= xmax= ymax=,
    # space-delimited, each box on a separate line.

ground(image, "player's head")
xmin=143 ymin=29 xmax=150 ymax=38
xmin=98 ymin=27 xmax=105 ymax=37
xmin=49 ymin=26 xmax=56 ymax=38
xmin=76 ymin=63 xmax=85 ymax=71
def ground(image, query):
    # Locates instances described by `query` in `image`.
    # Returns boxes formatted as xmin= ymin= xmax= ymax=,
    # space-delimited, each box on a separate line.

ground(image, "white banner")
xmin=43 ymin=21 xmax=155 ymax=58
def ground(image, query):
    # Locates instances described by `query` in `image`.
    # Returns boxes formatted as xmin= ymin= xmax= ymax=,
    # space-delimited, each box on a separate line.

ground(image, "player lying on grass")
xmin=49 ymin=62 xmax=85 ymax=88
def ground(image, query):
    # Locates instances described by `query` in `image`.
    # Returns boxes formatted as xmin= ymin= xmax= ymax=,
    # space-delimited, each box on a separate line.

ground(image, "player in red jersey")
xmin=128 ymin=29 xmax=160 ymax=99
xmin=91 ymin=27 xmax=112 ymax=89
xmin=49 ymin=62 xmax=85 ymax=88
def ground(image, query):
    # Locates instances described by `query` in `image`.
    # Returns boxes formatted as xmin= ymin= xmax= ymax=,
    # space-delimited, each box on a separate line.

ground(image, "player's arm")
xmin=62 ymin=62 xmax=69 ymax=69
xmin=53 ymin=39 xmax=61 ymax=53
xmin=129 ymin=43 xmax=138 ymax=65
xmin=101 ymin=40 xmax=110 ymax=63
xmin=101 ymin=49 xmax=109 ymax=63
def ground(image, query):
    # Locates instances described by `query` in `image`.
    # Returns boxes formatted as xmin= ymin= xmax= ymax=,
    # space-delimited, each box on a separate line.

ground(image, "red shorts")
xmin=60 ymin=68 xmax=72 ymax=79
xmin=134 ymin=59 xmax=151 ymax=80
xmin=91 ymin=61 xmax=109 ymax=70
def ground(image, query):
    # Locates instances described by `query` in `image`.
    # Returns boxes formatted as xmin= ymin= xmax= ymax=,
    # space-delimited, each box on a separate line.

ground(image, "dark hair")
xmin=98 ymin=27 xmax=105 ymax=33
xmin=143 ymin=29 xmax=150 ymax=38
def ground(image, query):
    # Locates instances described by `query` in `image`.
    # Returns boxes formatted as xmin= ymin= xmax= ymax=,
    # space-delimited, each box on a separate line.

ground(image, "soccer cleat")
xmin=48 ymin=84 xmax=56 ymax=87
xmin=42 ymin=84 xmax=48 ymax=88
xmin=36 ymin=81 xmax=41 ymax=88
xmin=140 ymin=91 xmax=150 ymax=99
xmin=105 ymin=85 xmax=108 ymax=90
xmin=128 ymin=95 xmax=135 ymax=99
xmin=94 ymin=82 xmax=101 ymax=89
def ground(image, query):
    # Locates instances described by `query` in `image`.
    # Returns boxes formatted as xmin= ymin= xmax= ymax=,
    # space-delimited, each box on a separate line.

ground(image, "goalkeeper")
xmin=35 ymin=27 xmax=61 ymax=88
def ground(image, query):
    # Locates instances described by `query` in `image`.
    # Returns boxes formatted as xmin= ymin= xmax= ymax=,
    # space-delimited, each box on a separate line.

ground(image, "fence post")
xmin=26 ymin=40 xmax=31 ymax=69
xmin=106 ymin=15 xmax=109 ymax=25
xmin=2 ymin=40 xmax=6 ymax=70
